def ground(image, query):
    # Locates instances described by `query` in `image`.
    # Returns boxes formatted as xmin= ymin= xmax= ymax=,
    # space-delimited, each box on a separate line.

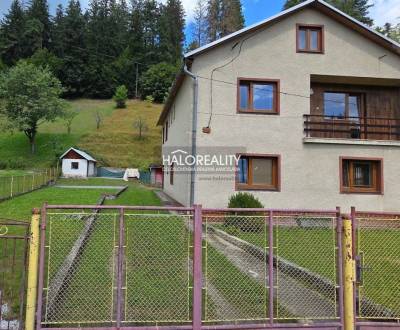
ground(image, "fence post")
xmin=25 ymin=209 xmax=40 ymax=330
xmin=193 ymin=204 xmax=202 ymax=330
xmin=116 ymin=208 xmax=124 ymax=329
xmin=343 ymin=213 xmax=355 ymax=330
xmin=32 ymin=173 xmax=34 ymax=191
xmin=268 ymin=210 xmax=274 ymax=325
xmin=10 ymin=176 xmax=14 ymax=197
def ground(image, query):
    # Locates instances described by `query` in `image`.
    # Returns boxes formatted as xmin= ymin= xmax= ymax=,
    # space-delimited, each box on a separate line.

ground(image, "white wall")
xmin=162 ymin=77 xmax=194 ymax=206
xmin=167 ymin=8 xmax=400 ymax=211
xmin=62 ymin=159 xmax=89 ymax=178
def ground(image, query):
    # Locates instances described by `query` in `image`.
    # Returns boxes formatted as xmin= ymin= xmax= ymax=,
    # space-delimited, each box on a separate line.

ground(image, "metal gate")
xmin=35 ymin=205 xmax=345 ymax=330
xmin=0 ymin=219 xmax=30 ymax=330
xmin=352 ymin=208 xmax=400 ymax=329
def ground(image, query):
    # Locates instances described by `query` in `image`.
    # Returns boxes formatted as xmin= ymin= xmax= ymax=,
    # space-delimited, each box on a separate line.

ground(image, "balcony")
xmin=304 ymin=115 xmax=400 ymax=142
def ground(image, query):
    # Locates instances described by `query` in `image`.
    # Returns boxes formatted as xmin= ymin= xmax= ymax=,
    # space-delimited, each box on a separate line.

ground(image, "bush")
xmin=225 ymin=192 xmax=265 ymax=232
xmin=140 ymin=62 xmax=177 ymax=103
xmin=113 ymin=85 xmax=128 ymax=108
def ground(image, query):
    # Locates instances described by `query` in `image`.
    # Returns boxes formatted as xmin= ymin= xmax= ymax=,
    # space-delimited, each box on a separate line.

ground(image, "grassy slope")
xmin=0 ymin=99 xmax=162 ymax=169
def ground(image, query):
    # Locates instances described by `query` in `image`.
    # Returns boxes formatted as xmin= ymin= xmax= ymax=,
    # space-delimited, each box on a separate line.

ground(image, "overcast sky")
xmin=0 ymin=0 xmax=399 ymax=31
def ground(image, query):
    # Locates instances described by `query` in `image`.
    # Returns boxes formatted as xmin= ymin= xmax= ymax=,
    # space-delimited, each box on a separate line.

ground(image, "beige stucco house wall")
xmin=161 ymin=3 xmax=400 ymax=212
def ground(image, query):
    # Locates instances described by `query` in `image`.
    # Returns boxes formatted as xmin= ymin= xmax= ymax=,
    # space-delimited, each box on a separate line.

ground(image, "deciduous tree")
xmin=0 ymin=62 xmax=66 ymax=154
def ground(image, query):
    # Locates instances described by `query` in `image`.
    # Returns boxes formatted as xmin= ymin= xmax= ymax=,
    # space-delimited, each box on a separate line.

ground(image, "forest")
xmin=0 ymin=0 xmax=398 ymax=102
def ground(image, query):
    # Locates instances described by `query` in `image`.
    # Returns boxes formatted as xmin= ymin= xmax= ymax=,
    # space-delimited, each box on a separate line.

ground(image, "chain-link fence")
xmin=0 ymin=169 xmax=58 ymax=202
xmin=355 ymin=212 xmax=400 ymax=321
xmin=0 ymin=219 xmax=30 ymax=330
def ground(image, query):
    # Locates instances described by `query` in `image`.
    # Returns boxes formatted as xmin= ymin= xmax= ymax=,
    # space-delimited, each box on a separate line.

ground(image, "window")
xmin=71 ymin=162 xmax=79 ymax=170
xmin=170 ymin=164 xmax=174 ymax=185
xmin=237 ymin=155 xmax=280 ymax=190
xmin=238 ymin=79 xmax=279 ymax=114
xmin=341 ymin=158 xmax=383 ymax=194
xmin=324 ymin=92 xmax=361 ymax=121
xmin=297 ymin=25 xmax=324 ymax=53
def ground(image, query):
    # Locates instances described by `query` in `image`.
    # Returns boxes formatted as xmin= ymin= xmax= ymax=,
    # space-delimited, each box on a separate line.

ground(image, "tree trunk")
xmin=29 ymin=135 xmax=36 ymax=154
xmin=25 ymin=126 xmax=37 ymax=154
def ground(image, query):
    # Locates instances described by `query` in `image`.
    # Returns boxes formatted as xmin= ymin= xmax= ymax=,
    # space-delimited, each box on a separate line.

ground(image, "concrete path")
xmin=206 ymin=229 xmax=336 ymax=319
xmin=55 ymin=185 xmax=124 ymax=189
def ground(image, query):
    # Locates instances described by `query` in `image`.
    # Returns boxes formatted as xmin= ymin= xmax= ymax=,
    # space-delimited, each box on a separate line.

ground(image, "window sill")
xmin=238 ymin=110 xmax=279 ymax=115
xmin=297 ymin=49 xmax=324 ymax=54
xmin=340 ymin=190 xmax=383 ymax=195
xmin=236 ymin=185 xmax=280 ymax=192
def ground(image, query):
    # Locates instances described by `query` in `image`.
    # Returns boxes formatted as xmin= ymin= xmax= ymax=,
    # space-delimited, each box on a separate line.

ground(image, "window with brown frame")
xmin=341 ymin=158 xmax=383 ymax=194
xmin=238 ymin=79 xmax=279 ymax=114
xmin=236 ymin=155 xmax=280 ymax=191
xmin=297 ymin=24 xmax=324 ymax=53
xmin=170 ymin=164 xmax=174 ymax=185
xmin=71 ymin=162 xmax=79 ymax=170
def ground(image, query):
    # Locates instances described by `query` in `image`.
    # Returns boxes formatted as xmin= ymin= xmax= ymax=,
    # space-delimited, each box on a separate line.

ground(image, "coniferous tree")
xmin=25 ymin=0 xmax=51 ymax=53
xmin=283 ymin=0 xmax=374 ymax=26
xmin=159 ymin=0 xmax=185 ymax=64
xmin=59 ymin=0 xmax=88 ymax=96
xmin=192 ymin=0 xmax=208 ymax=48
xmin=0 ymin=0 xmax=26 ymax=65
xmin=207 ymin=0 xmax=244 ymax=42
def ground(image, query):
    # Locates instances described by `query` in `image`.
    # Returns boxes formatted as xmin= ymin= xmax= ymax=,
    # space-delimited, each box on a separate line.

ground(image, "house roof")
xmin=60 ymin=147 xmax=97 ymax=162
xmin=158 ymin=0 xmax=400 ymax=126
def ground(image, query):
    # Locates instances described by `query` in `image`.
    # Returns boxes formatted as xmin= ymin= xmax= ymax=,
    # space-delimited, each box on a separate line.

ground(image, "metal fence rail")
xmin=0 ymin=219 xmax=30 ymax=330
xmin=354 ymin=211 xmax=400 ymax=321
xmin=0 ymin=169 xmax=58 ymax=202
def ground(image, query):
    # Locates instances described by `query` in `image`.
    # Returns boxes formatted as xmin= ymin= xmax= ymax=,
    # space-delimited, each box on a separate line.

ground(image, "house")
xmin=158 ymin=0 xmax=400 ymax=211
xmin=60 ymin=147 xmax=97 ymax=178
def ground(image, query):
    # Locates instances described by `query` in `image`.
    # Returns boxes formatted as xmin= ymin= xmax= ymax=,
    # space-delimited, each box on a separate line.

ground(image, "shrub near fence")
xmin=0 ymin=169 xmax=58 ymax=201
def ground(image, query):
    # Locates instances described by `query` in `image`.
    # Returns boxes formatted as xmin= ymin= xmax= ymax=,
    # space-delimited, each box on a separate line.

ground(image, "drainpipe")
xmin=183 ymin=62 xmax=198 ymax=207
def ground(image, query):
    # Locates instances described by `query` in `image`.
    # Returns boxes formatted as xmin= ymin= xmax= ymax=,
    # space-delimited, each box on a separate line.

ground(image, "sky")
xmin=0 ymin=0 xmax=399 ymax=36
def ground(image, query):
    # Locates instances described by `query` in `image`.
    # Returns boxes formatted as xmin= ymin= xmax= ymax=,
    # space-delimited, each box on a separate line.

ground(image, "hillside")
xmin=0 ymin=99 xmax=163 ymax=169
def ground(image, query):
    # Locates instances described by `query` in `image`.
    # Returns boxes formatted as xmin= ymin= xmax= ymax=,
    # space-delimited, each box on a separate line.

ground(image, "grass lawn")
xmin=0 ymin=186 xmax=118 ymax=221
xmin=358 ymin=228 xmax=400 ymax=317
xmin=0 ymin=99 xmax=162 ymax=169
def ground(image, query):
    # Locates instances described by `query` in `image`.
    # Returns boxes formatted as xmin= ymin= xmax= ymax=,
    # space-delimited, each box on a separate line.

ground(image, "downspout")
xmin=183 ymin=62 xmax=198 ymax=207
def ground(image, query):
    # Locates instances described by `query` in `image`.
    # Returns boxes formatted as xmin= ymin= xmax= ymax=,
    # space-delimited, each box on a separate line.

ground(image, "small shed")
xmin=149 ymin=164 xmax=163 ymax=187
xmin=60 ymin=147 xmax=97 ymax=178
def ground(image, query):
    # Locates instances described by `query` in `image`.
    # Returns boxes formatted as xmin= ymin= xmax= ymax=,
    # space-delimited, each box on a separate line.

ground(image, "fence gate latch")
xmin=356 ymin=253 xmax=372 ymax=284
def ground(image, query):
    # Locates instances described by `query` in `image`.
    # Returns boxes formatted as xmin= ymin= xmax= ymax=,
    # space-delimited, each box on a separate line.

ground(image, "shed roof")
xmin=60 ymin=147 xmax=97 ymax=162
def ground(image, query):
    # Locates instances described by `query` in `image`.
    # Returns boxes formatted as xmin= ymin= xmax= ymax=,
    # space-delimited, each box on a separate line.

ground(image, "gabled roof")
xmin=158 ymin=0 xmax=400 ymax=126
xmin=60 ymin=147 xmax=97 ymax=162
xmin=185 ymin=0 xmax=400 ymax=59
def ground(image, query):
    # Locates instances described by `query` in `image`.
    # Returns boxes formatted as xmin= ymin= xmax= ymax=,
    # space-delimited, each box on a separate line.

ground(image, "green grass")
xmin=0 ymin=99 xmax=162 ymax=169
xmin=205 ymin=246 xmax=268 ymax=321
xmin=358 ymin=228 xmax=400 ymax=316
xmin=0 ymin=186 xmax=118 ymax=221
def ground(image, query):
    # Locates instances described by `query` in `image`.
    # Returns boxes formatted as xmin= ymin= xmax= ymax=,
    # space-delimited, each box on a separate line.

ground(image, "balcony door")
xmin=323 ymin=92 xmax=365 ymax=139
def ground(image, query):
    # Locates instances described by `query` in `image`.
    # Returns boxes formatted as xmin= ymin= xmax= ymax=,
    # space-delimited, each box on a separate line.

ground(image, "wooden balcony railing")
xmin=304 ymin=115 xmax=400 ymax=141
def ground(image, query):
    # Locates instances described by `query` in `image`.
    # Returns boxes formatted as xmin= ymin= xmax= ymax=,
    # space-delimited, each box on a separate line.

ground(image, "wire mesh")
xmin=0 ymin=169 xmax=57 ymax=201
xmin=42 ymin=213 xmax=117 ymax=325
xmin=203 ymin=214 xmax=269 ymax=323
xmin=0 ymin=220 xmax=30 ymax=330
xmin=274 ymin=214 xmax=339 ymax=321
xmin=123 ymin=213 xmax=192 ymax=324
xmin=356 ymin=215 xmax=400 ymax=320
